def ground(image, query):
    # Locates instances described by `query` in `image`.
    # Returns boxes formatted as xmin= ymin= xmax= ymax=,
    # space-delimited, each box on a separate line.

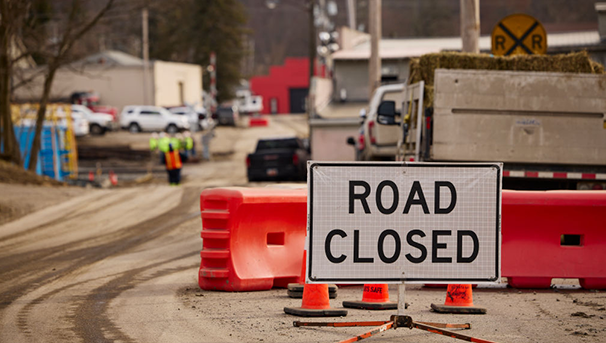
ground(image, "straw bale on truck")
xmin=408 ymin=51 xmax=605 ymax=108
xmin=378 ymin=51 xmax=606 ymax=190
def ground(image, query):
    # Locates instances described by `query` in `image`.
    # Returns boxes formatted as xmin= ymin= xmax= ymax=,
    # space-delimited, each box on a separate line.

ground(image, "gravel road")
xmin=0 ymin=115 xmax=604 ymax=343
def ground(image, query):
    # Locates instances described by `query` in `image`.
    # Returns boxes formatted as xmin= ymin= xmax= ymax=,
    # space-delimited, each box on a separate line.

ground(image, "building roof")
xmin=332 ymin=31 xmax=603 ymax=60
xmin=76 ymin=50 xmax=144 ymax=67
xmin=317 ymin=101 xmax=367 ymax=119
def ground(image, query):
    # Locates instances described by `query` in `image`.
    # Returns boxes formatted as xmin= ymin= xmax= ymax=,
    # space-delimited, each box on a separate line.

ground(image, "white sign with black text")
xmin=306 ymin=162 xmax=502 ymax=284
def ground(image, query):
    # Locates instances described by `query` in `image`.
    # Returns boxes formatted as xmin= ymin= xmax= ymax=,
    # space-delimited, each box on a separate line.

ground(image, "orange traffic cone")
xmin=287 ymin=251 xmax=337 ymax=299
xmin=283 ymin=251 xmax=347 ymax=317
xmin=284 ymin=283 xmax=347 ymax=317
xmin=109 ymin=170 xmax=118 ymax=186
xmin=430 ymin=284 xmax=486 ymax=314
xmin=343 ymin=284 xmax=398 ymax=310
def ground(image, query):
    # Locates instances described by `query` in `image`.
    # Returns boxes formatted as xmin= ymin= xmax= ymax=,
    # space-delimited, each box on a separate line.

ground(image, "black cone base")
xmin=342 ymin=300 xmax=398 ymax=310
xmin=430 ymin=303 xmax=487 ymax=314
xmin=284 ymin=306 xmax=348 ymax=317
xmin=287 ymin=283 xmax=337 ymax=299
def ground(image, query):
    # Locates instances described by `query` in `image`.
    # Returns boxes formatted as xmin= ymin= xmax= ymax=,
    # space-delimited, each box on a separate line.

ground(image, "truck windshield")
xmin=256 ymin=139 xmax=299 ymax=151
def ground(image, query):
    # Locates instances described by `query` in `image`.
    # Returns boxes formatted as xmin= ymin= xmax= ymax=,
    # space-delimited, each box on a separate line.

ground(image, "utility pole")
xmin=142 ymin=7 xmax=150 ymax=105
xmin=368 ymin=0 xmax=381 ymax=98
xmin=347 ymin=0 xmax=356 ymax=30
xmin=460 ymin=0 xmax=480 ymax=53
xmin=210 ymin=52 xmax=217 ymax=112
xmin=308 ymin=1 xmax=316 ymax=82
xmin=307 ymin=0 xmax=316 ymax=119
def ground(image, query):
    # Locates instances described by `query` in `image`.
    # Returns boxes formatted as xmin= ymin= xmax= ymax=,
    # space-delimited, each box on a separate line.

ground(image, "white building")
xmin=14 ymin=50 xmax=203 ymax=112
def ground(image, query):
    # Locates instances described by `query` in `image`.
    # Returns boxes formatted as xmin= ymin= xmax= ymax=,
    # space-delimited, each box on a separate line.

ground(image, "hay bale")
xmin=409 ymin=51 xmax=605 ymax=107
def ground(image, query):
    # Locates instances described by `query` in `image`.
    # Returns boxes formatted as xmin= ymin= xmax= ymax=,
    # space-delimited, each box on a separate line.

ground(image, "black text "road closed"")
xmin=323 ymin=180 xmax=480 ymax=265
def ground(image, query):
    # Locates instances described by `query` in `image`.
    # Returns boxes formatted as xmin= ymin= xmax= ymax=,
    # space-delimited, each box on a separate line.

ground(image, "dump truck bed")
xmin=431 ymin=69 xmax=606 ymax=166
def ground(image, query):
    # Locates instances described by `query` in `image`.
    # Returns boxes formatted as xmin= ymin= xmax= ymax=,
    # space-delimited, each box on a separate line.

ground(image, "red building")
xmin=250 ymin=58 xmax=324 ymax=114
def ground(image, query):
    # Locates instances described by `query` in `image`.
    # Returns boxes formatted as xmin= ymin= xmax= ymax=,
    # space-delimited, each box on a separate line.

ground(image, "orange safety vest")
xmin=165 ymin=150 xmax=182 ymax=170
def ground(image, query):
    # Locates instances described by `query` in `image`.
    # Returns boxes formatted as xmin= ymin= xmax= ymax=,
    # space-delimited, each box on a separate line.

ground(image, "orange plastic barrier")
xmin=249 ymin=116 xmax=269 ymax=127
xmin=198 ymin=187 xmax=307 ymax=291
xmin=502 ymin=190 xmax=606 ymax=289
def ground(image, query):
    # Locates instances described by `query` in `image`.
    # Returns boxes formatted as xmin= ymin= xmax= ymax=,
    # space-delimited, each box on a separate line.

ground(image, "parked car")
xmin=59 ymin=111 xmax=89 ymax=137
xmin=120 ymin=105 xmax=190 ymax=133
xmin=236 ymin=89 xmax=263 ymax=115
xmin=196 ymin=107 xmax=214 ymax=130
xmin=246 ymin=137 xmax=310 ymax=182
xmin=167 ymin=106 xmax=212 ymax=131
xmin=70 ymin=91 xmax=119 ymax=121
xmin=215 ymin=105 xmax=239 ymax=126
xmin=71 ymin=105 xmax=116 ymax=135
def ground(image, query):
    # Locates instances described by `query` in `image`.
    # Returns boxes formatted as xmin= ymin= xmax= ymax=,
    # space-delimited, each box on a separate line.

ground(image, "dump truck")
xmin=373 ymin=53 xmax=606 ymax=190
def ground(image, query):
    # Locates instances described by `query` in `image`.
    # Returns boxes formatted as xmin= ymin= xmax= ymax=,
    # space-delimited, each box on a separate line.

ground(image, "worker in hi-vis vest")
xmin=149 ymin=132 xmax=159 ymax=151
xmin=164 ymin=143 xmax=183 ymax=185
xmin=158 ymin=132 xmax=170 ymax=164
xmin=183 ymin=131 xmax=195 ymax=157
xmin=170 ymin=134 xmax=182 ymax=151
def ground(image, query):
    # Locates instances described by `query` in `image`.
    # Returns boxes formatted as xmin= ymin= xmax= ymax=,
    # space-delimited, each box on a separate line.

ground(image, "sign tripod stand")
xmin=292 ymin=284 xmax=499 ymax=343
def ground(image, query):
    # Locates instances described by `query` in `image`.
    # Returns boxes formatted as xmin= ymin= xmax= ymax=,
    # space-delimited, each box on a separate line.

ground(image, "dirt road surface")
xmin=1 ymin=115 xmax=604 ymax=343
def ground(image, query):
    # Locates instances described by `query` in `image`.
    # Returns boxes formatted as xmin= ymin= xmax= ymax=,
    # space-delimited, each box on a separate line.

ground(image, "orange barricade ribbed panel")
xmin=502 ymin=190 xmax=606 ymax=289
xmin=199 ymin=187 xmax=307 ymax=291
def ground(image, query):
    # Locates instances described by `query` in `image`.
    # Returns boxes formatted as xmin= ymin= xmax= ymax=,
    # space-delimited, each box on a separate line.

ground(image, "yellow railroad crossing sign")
xmin=491 ymin=14 xmax=547 ymax=56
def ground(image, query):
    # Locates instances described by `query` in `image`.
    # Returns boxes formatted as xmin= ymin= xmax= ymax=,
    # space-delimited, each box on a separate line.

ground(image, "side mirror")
xmin=377 ymin=100 xmax=398 ymax=125
xmin=346 ymin=137 xmax=356 ymax=146
xmin=359 ymin=108 xmax=367 ymax=120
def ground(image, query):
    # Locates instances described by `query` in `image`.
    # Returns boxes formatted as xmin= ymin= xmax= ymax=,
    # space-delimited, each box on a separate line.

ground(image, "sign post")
xmin=491 ymin=14 xmax=547 ymax=56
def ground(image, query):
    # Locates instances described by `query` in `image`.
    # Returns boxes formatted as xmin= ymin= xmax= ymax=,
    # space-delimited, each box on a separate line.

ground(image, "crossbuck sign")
xmin=306 ymin=162 xmax=502 ymax=284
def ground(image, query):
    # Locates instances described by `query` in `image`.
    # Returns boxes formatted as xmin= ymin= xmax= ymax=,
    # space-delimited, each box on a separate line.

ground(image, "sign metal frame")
xmin=307 ymin=162 xmax=502 ymax=284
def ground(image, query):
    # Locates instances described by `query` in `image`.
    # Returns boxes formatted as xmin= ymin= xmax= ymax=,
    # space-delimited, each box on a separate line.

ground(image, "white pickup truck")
xmin=353 ymin=83 xmax=405 ymax=161
xmin=71 ymin=105 xmax=116 ymax=135
xmin=236 ymin=89 xmax=263 ymax=115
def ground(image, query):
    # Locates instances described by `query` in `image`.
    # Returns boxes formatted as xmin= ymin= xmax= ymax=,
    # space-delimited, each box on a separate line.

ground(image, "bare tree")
xmin=0 ymin=0 xmax=31 ymax=164
xmin=1 ymin=0 xmax=117 ymax=168
xmin=25 ymin=0 xmax=114 ymax=171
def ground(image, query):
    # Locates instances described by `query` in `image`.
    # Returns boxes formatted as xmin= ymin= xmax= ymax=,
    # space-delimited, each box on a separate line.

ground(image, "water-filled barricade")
xmin=502 ymin=190 xmax=606 ymax=289
xmin=198 ymin=187 xmax=307 ymax=291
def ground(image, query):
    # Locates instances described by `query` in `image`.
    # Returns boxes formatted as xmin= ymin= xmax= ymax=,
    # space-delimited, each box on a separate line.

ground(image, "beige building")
xmin=14 ymin=50 xmax=202 ymax=112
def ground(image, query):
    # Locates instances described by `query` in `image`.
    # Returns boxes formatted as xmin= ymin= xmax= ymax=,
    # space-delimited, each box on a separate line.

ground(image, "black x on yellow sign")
xmin=491 ymin=14 xmax=547 ymax=56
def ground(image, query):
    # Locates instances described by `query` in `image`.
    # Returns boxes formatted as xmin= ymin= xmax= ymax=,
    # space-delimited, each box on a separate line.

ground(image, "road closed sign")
xmin=306 ymin=162 xmax=502 ymax=284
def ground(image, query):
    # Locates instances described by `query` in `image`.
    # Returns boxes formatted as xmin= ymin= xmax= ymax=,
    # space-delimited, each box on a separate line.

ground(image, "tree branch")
xmin=60 ymin=0 xmax=115 ymax=61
